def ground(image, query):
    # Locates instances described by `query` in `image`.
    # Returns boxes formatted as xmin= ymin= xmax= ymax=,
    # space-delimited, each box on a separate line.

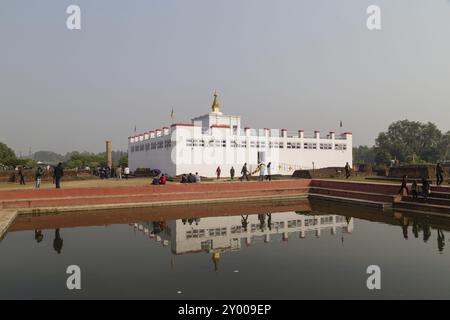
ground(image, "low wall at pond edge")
xmin=388 ymin=165 xmax=449 ymax=179
xmin=0 ymin=169 xmax=93 ymax=183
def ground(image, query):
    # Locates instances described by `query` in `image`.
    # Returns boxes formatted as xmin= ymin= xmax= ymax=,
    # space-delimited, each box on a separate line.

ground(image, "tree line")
xmin=0 ymin=145 xmax=127 ymax=169
xmin=354 ymin=120 xmax=450 ymax=167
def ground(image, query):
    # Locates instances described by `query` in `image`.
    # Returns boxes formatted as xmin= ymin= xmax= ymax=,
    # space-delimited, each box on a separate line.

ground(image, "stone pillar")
xmin=106 ymin=141 xmax=112 ymax=168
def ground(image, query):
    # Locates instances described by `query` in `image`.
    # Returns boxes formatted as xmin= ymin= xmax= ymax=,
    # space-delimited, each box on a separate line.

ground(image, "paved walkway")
xmin=0 ymin=210 xmax=18 ymax=240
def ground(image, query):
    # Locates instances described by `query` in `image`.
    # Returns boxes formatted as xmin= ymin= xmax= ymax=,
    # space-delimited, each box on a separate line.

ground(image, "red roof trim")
xmin=210 ymin=124 xmax=230 ymax=128
xmin=171 ymin=123 xmax=195 ymax=127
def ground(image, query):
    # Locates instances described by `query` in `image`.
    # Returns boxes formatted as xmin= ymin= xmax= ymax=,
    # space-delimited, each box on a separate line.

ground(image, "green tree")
xmin=0 ymin=142 xmax=18 ymax=167
xmin=374 ymin=120 xmax=448 ymax=165
xmin=353 ymin=146 xmax=375 ymax=164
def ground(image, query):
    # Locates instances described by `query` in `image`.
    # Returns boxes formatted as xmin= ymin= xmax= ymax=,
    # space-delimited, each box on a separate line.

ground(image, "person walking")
xmin=230 ymin=167 xmax=235 ymax=180
xmin=344 ymin=162 xmax=351 ymax=179
xmin=35 ymin=166 xmax=43 ymax=189
xmin=266 ymin=162 xmax=272 ymax=181
xmin=116 ymin=166 xmax=122 ymax=180
xmin=259 ymin=163 xmax=265 ymax=182
xmin=124 ymin=166 xmax=130 ymax=180
xmin=398 ymin=175 xmax=409 ymax=196
xmin=240 ymin=163 xmax=250 ymax=181
xmin=54 ymin=162 xmax=64 ymax=189
xmin=216 ymin=166 xmax=221 ymax=180
xmin=18 ymin=166 xmax=26 ymax=185
xmin=436 ymin=163 xmax=444 ymax=186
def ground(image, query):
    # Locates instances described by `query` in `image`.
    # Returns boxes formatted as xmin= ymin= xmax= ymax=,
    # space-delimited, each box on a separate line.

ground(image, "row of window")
xmin=186 ymin=217 xmax=343 ymax=239
xmin=185 ymin=139 xmax=347 ymax=151
xmin=130 ymin=140 xmax=171 ymax=152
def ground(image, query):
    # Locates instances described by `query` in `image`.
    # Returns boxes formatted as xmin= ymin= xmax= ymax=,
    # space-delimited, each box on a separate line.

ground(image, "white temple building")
xmin=128 ymin=93 xmax=352 ymax=177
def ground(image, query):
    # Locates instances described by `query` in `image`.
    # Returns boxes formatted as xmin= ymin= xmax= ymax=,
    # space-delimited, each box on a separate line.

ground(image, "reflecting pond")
xmin=1 ymin=200 xmax=449 ymax=299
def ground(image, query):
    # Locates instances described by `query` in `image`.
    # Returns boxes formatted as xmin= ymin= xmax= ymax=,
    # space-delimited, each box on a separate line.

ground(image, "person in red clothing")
xmin=159 ymin=174 xmax=167 ymax=185
xmin=216 ymin=166 xmax=221 ymax=180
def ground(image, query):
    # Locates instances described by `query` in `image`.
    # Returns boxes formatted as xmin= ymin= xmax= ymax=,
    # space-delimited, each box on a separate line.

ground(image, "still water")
xmin=0 ymin=200 xmax=449 ymax=299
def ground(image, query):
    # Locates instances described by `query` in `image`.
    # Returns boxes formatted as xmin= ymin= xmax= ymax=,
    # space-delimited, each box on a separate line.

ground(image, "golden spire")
xmin=212 ymin=91 xmax=220 ymax=113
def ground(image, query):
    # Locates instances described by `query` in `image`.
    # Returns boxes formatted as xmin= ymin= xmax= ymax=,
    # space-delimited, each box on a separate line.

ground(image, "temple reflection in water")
xmin=131 ymin=212 xmax=353 ymax=260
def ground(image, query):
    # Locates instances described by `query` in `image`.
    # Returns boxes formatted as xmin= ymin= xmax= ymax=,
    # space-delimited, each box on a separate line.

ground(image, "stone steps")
xmin=1 ymin=187 xmax=309 ymax=209
xmin=394 ymin=201 xmax=450 ymax=215
xmin=402 ymin=196 xmax=450 ymax=207
xmin=309 ymin=187 xmax=399 ymax=204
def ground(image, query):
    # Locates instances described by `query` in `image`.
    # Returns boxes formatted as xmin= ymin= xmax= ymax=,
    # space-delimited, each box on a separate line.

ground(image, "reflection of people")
xmin=437 ymin=229 xmax=445 ymax=253
xmin=212 ymin=252 xmax=220 ymax=272
xmin=53 ymin=229 xmax=63 ymax=254
xmin=422 ymin=223 xmax=431 ymax=243
xmin=266 ymin=213 xmax=272 ymax=231
xmin=241 ymin=215 xmax=249 ymax=231
xmin=258 ymin=214 xmax=266 ymax=231
xmin=402 ymin=223 xmax=408 ymax=240
xmin=34 ymin=230 xmax=44 ymax=243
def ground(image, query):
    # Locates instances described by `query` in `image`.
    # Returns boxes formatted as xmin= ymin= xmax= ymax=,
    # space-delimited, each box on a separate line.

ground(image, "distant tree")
xmin=117 ymin=154 xmax=128 ymax=167
xmin=0 ymin=142 xmax=18 ymax=167
xmin=374 ymin=120 xmax=449 ymax=165
xmin=33 ymin=150 xmax=64 ymax=164
xmin=353 ymin=146 xmax=375 ymax=164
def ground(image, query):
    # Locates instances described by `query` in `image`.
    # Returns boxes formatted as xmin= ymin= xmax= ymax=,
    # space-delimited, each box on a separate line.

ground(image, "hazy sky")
xmin=1 ymin=0 xmax=450 ymax=154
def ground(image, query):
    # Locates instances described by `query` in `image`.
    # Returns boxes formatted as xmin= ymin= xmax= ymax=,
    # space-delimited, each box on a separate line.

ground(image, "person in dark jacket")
xmin=436 ymin=163 xmax=444 ymax=186
xmin=398 ymin=175 xmax=409 ymax=196
xmin=54 ymin=163 xmax=64 ymax=189
xmin=240 ymin=163 xmax=250 ymax=181
xmin=18 ymin=166 xmax=26 ymax=185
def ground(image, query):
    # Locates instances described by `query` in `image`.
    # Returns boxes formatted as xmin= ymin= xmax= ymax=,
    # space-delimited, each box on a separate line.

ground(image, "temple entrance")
xmin=257 ymin=151 xmax=266 ymax=164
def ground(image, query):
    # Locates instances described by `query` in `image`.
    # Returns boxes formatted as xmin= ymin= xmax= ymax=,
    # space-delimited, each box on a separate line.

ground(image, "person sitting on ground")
xmin=159 ymin=174 xmax=166 ymax=185
xmin=152 ymin=174 xmax=161 ymax=185
xmin=398 ymin=175 xmax=409 ymax=196
xmin=181 ymin=174 xmax=188 ymax=183
xmin=188 ymin=173 xmax=196 ymax=183
xmin=421 ymin=178 xmax=430 ymax=200
xmin=195 ymin=172 xmax=201 ymax=183
xmin=411 ymin=180 xmax=418 ymax=199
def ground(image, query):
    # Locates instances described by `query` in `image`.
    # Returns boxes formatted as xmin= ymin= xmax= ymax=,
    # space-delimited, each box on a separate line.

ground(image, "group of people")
xmin=180 ymin=172 xmax=201 ymax=183
xmin=94 ymin=166 xmax=130 ymax=180
xmin=17 ymin=163 xmax=64 ymax=189
xmin=152 ymin=173 xmax=167 ymax=185
xmin=214 ymin=162 xmax=273 ymax=181
xmin=399 ymin=176 xmax=432 ymax=200
xmin=398 ymin=163 xmax=448 ymax=200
